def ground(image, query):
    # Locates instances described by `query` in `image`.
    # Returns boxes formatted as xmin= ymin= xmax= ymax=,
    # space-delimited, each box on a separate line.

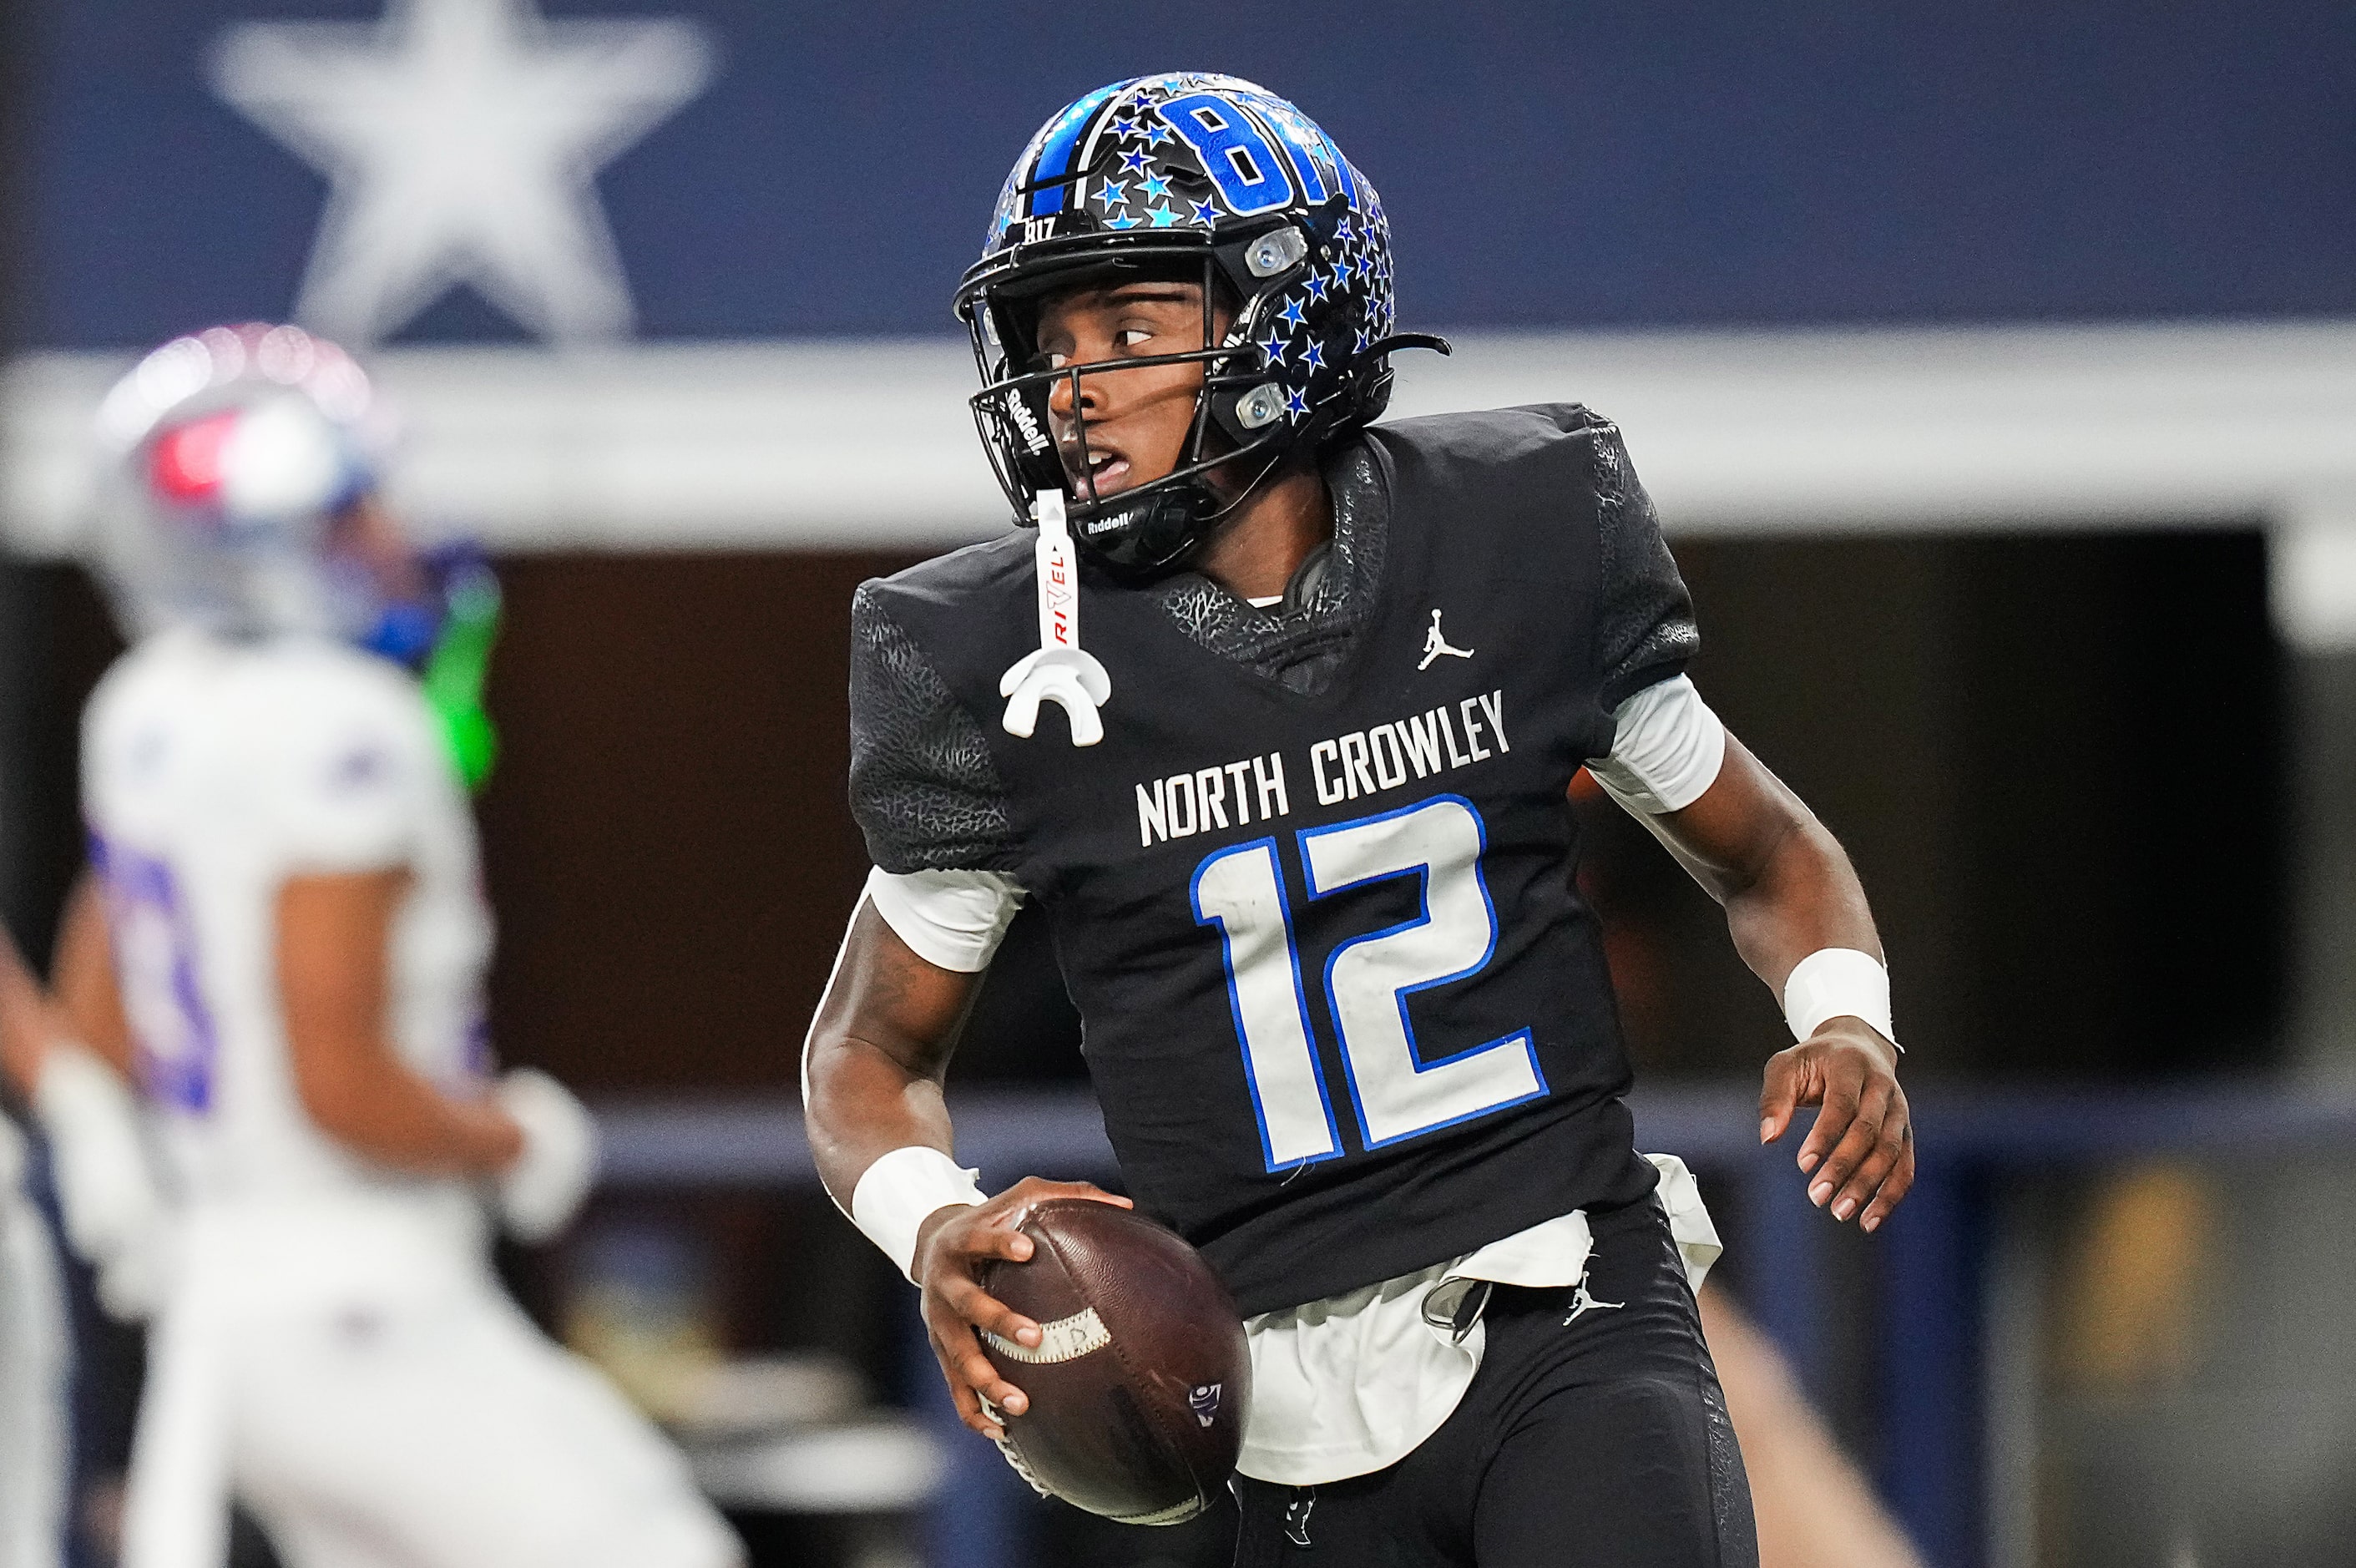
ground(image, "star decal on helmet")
xmin=1305 ymin=271 xmax=1332 ymax=304
xmin=1097 ymin=178 xmax=1130 ymax=208
xmin=1120 ymin=148 xmax=1151 ymax=174
xmin=1191 ymin=198 xmax=1221 ymax=225
xmin=1105 ymin=211 xmax=1140 ymax=230
xmin=1260 ymin=328 xmax=1289 ymax=367
xmin=1284 ymin=387 xmax=1312 ymax=420
xmin=1302 ymin=341 xmax=1326 ymax=371
xmin=1278 ymin=298 xmax=1308 ymax=329
xmin=1140 ymin=170 xmax=1172 ymax=201
xmin=1146 ymin=205 xmax=1181 ymax=228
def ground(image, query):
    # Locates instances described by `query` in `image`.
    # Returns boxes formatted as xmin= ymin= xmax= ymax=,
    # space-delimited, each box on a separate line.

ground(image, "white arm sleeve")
xmin=1585 ymin=675 xmax=1727 ymax=816
xmin=863 ymin=867 xmax=1028 ymax=974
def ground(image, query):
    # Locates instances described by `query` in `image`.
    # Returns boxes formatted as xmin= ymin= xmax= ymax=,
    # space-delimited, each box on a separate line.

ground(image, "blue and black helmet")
xmin=954 ymin=73 xmax=1444 ymax=576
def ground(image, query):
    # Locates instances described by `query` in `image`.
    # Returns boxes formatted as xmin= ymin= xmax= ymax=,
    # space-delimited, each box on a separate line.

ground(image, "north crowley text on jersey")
xmin=1137 ymin=751 xmax=1292 ymax=847
xmin=1133 ymin=690 xmax=1509 ymax=847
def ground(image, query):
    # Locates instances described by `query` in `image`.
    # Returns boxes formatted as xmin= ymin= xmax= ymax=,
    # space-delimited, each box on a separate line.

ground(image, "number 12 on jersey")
xmin=1191 ymin=795 xmax=1547 ymax=1171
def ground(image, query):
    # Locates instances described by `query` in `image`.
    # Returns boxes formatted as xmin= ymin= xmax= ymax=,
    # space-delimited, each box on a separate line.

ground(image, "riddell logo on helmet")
xmin=1005 ymin=391 xmax=1049 ymax=454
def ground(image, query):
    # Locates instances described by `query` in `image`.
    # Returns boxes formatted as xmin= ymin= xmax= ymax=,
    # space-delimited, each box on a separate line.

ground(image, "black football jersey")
xmin=851 ymin=405 xmax=1695 ymax=1315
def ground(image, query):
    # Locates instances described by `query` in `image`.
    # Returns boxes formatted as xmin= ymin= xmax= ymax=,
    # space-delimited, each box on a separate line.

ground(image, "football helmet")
xmin=94 ymin=324 xmax=505 ymax=786
xmin=956 ymin=73 xmax=1443 ymax=576
xmin=93 ymin=322 xmax=393 ymax=643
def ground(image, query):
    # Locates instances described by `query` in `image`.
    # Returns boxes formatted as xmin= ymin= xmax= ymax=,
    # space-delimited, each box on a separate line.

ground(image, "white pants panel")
xmin=0 ymin=1139 xmax=68 ymax=1568
xmin=128 ymin=1265 xmax=738 ymax=1568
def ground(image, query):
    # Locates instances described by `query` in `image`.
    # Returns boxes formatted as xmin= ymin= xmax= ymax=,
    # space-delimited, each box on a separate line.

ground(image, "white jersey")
xmin=81 ymin=630 xmax=493 ymax=1222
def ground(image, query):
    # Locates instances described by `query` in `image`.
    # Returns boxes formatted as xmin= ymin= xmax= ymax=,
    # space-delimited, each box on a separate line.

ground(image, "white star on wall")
xmin=211 ymin=0 xmax=714 ymax=345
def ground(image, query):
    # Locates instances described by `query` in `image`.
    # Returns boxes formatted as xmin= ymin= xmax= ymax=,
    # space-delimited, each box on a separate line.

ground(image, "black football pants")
xmin=1231 ymin=1195 xmax=1759 ymax=1568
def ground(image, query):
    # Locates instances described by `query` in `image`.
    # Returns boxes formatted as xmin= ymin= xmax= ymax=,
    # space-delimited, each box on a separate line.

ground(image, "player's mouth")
xmin=1064 ymin=443 xmax=1134 ymax=502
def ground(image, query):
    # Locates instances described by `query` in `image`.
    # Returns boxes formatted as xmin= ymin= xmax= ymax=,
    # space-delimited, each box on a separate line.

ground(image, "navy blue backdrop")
xmin=22 ymin=1 xmax=2356 ymax=346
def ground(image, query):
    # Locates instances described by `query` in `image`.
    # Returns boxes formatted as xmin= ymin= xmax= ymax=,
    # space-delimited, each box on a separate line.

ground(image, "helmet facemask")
xmin=961 ymin=220 xmax=1345 ymax=578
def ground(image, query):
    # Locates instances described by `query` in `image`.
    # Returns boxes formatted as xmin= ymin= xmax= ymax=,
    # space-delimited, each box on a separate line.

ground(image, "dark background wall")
xmin=0 ymin=529 xmax=2282 ymax=1089
xmin=1610 ymin=529 xmax=2282 ymax=1082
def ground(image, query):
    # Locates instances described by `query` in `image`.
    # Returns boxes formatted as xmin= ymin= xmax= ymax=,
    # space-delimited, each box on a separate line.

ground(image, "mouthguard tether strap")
xmin=999 ymin=490 xmax=1111 ymax=746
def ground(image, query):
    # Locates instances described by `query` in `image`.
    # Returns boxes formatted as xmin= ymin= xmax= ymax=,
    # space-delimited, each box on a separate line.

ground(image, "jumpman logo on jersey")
xmin=1284 ymin=1488 xmax=1317 ymax=1547
xmin=1418 ymin=609 xmax=1475 ymax=670
xmin=1562 ymin=1277 xmax=1624 ymax=1327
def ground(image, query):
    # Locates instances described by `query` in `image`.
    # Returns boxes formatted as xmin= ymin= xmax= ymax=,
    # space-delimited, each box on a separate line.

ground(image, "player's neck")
xmin=1191 ymin=460 xmax=1332 ymax=604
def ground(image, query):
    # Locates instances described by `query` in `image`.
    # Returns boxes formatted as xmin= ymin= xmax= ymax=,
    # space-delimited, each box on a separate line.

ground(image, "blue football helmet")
xmin=955 ymin=73 xmax=1444 ymax=576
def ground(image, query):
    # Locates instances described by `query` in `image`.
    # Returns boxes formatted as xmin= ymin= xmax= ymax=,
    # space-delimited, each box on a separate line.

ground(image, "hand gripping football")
xmin=976 ymin=1200 xmax=1250 ymax=1525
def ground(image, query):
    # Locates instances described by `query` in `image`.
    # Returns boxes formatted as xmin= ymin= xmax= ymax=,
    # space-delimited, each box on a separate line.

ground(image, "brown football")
xmin=975 ymin=1198 xmax=1251 ymax=1525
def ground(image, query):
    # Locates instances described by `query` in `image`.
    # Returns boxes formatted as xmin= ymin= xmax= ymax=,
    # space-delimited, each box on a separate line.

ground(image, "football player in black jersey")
xmin=804 ymin=73 xmax=1912 ymax=1565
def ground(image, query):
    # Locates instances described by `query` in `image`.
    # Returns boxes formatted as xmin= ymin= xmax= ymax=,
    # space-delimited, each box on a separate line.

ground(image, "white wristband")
xmin=852 ymin=1146 xmax=986 ymax=1282
xmin=1781 ymin=948 xmax=1898 ymax=1050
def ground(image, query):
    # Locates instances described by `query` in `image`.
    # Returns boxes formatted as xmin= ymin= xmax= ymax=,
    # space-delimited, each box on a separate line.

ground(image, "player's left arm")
xmin=48 ymin=873 xmax=142 ymax=1078
xmin=1646 ymin=734 xmax=1914 ymax=1231
xmin=277 ymin=867 xmax=525 ymax=1177
xmin=0 ymin=914 xmax=53 ymax=1096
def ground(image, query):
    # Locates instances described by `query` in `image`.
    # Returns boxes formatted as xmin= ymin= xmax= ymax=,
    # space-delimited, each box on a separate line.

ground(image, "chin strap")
xmin=999 ymin=490 xmax=1112 ymax=746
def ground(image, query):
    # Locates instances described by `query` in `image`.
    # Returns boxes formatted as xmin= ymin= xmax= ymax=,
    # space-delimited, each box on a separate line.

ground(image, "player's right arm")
xmin=48 ymin=873 xmax=138 ymax=1080
xmin=276 ymin=866 xmax=522 ymax=1176
xmin=803 ymin=899 xmax=1128 ymax=1439
xmin=831 ymin=576 xmax=1132 ymax=1439
xmin=26 ymin=873 xmax=170 ymax=1318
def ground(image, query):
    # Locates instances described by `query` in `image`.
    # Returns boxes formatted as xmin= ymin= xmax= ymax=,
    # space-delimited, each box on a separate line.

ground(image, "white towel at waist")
xmin=1238 ymin=1152 xmax=1721 ymax=1485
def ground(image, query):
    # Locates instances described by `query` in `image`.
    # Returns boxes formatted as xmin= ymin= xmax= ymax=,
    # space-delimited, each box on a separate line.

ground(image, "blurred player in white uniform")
xmin=1 ymin=928 xmax=75 ymax=1568
xmin=0 ymin=1106 xmax=65 ymax=1568
xmin=4 ymin=874 xmax=164 ymax=1568
xmin=41 ymin=324 xmax=742 ymax=1568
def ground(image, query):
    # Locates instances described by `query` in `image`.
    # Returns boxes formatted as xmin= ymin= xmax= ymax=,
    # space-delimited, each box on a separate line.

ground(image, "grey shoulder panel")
xmin=1587 ymin=417 xmax=1701 ymax=710
xmin=847 ymin=579 xmax=1019 ymax=874
xmin=1355 ymin=405 xmax=1699 ymax=708
xmin=1150 ymin=439 xmax=1390 ymax=697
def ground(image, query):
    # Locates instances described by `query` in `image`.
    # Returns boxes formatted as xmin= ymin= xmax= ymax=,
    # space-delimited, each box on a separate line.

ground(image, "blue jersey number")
xmin=1159 ymin=93 xmax=1296 ymax=215
xmin=1191 ymin=796 xmax=1546 ymax=1171
xmin=92 ymin=837 xmax=219 ymax=1113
